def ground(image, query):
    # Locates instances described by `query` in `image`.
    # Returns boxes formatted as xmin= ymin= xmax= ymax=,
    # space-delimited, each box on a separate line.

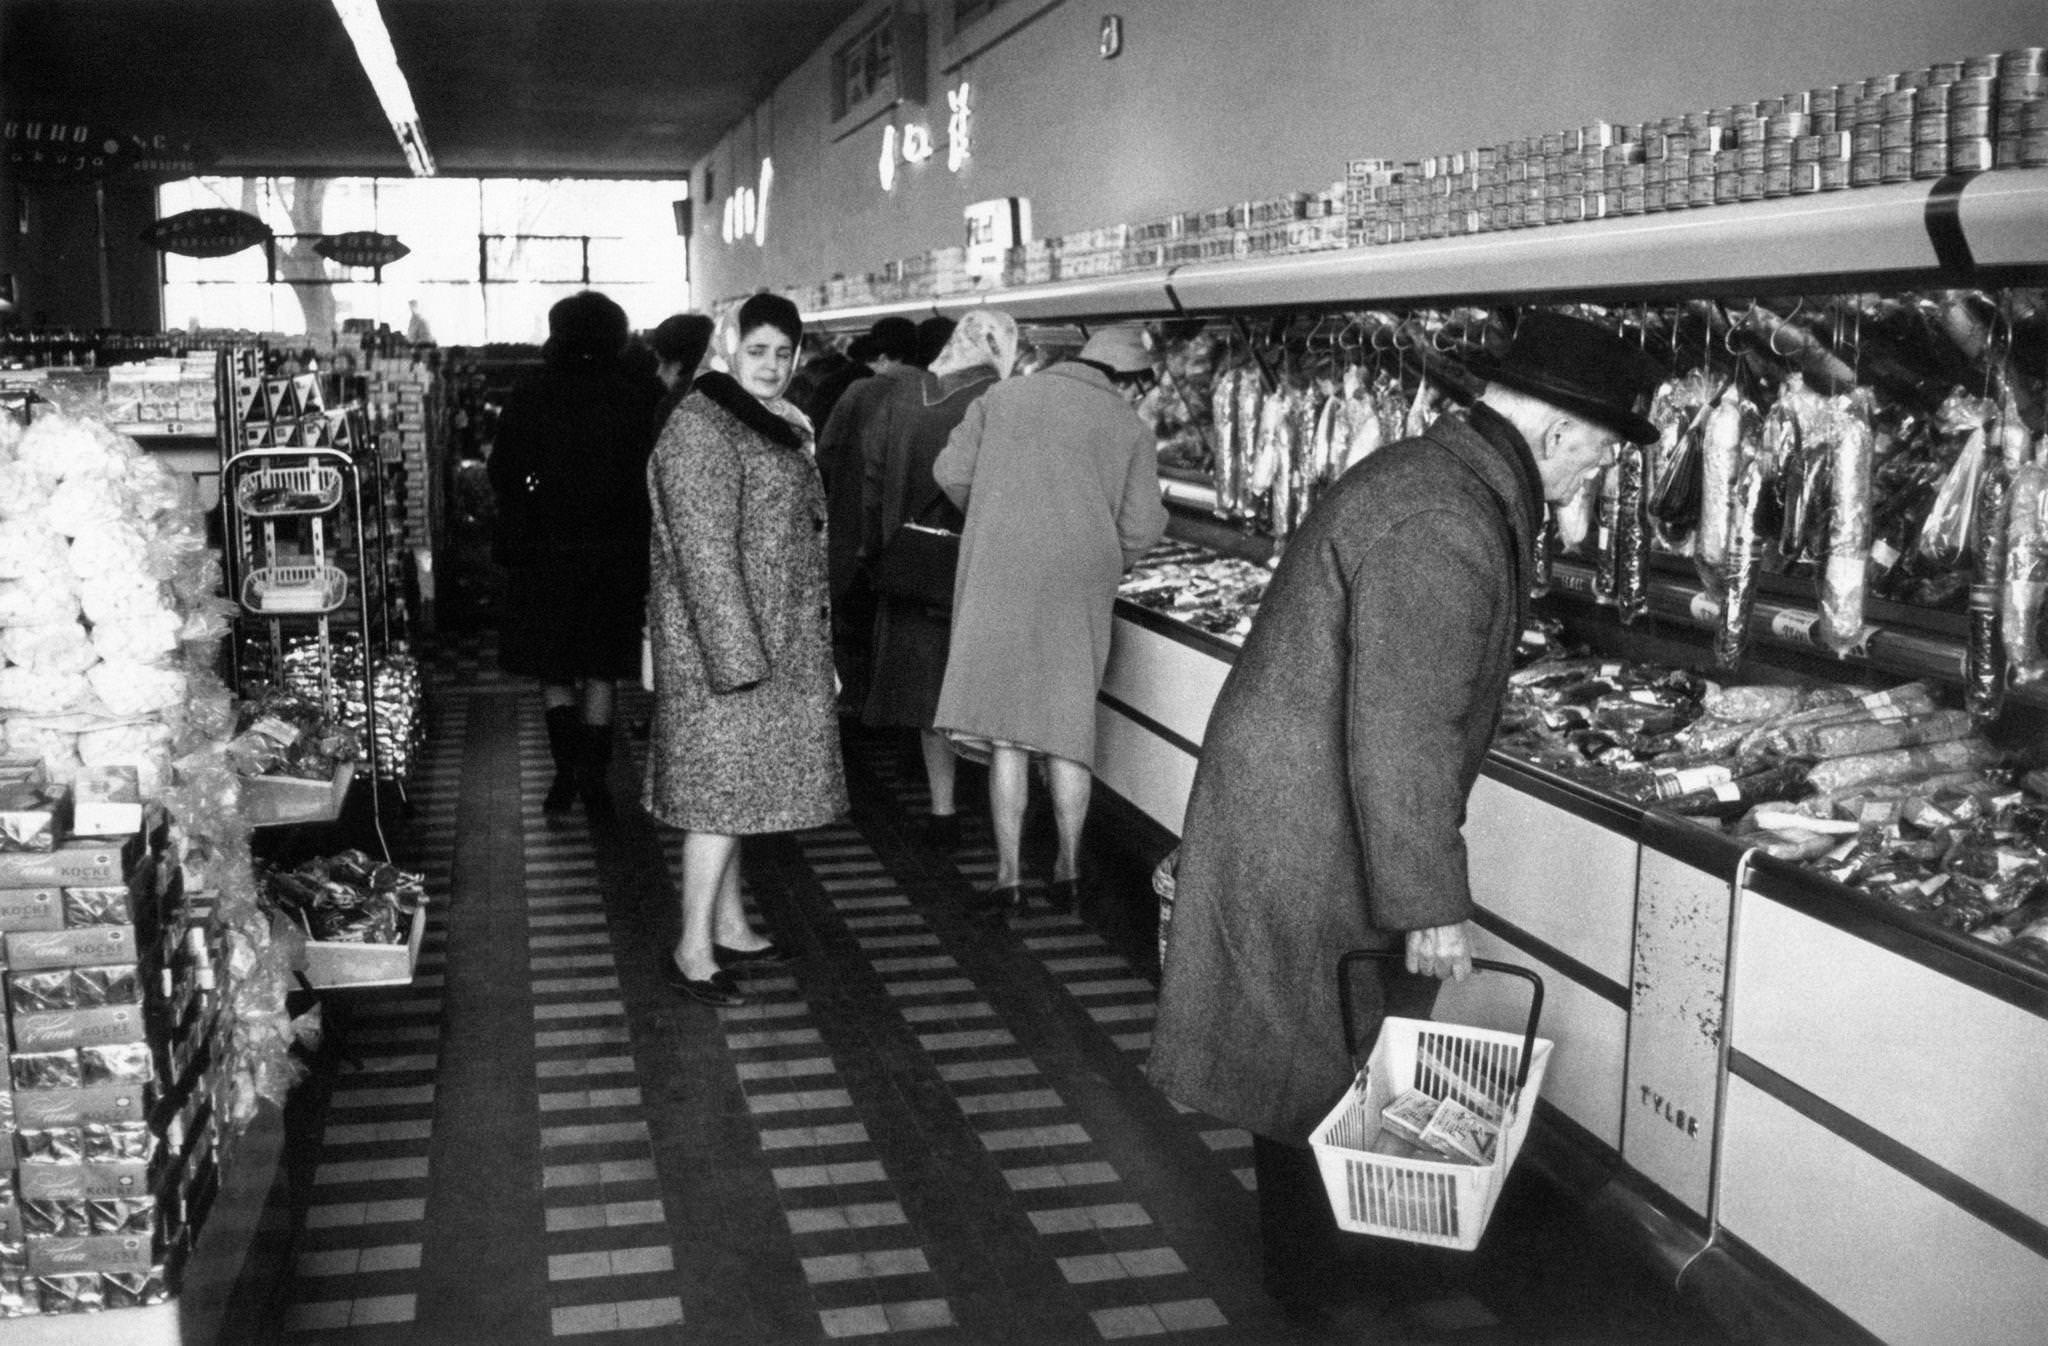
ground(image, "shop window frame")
xmin=830 ymin=4 xmax=900 ymax=129
xmin=940 ymin=0 xmax=1065 ymax=72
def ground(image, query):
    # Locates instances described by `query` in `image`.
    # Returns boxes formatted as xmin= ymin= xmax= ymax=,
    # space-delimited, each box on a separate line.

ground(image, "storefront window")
xmin=832 ymin=9 xmax=896 ymax=119
xmin=155 ymin=176 xmax=688 ymax=346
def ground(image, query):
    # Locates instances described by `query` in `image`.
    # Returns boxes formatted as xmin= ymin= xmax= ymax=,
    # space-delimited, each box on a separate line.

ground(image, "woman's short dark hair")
xmin=737 ymin=293 xmax=803 ymax=347
xmin=546 ymin=290 xmax=629 ymax=361
xmin=650 ymin=313 xmax=715 ymax=369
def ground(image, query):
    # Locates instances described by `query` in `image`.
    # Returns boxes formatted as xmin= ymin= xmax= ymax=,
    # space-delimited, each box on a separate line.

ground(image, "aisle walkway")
xmin=266 ymin=644 xmax=1733 ymax=1345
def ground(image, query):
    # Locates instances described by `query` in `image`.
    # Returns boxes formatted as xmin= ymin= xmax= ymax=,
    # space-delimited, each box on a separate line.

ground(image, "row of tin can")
xmin=1351 ymin=47 xmax=2048 ymax=244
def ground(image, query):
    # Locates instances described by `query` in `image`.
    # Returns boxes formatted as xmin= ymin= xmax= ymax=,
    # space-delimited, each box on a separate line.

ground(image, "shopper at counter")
xmin=933 ymin=326 xmax=1169 ymax=916
xmin=1146 ymin=312 xmax=1661 ymax=1319
xmin=488 ymin=289 xmax=662 ymax=815
xmin=817 ymin=316 xmax=923 ymax=709
xmin=860 ymin=309 xmax=1021 ymax=851
xmin=643 ymin=295 xmax=849 ymax=1007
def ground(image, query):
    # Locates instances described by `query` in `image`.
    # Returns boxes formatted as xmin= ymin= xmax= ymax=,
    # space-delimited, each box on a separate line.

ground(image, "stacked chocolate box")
xmin=0 ymin=759 xmax=216 ymax=1317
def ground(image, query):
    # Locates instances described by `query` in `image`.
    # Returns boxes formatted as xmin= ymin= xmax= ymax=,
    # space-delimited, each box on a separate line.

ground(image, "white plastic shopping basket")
xmin=1309 ymin=950 xmax=1551 ymax=1251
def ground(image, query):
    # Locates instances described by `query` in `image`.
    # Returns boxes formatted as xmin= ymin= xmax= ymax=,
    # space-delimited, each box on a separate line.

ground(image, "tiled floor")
xmin=266 ymin=635 xmax=1736 ymax=1344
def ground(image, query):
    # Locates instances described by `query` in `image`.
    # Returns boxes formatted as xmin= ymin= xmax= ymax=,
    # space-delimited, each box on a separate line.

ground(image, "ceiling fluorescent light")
xmin=331 ymin=0 xmax=437 ymax=175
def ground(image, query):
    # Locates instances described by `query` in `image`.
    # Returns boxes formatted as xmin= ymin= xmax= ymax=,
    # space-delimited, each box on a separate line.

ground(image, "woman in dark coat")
xmin=859 ymin=310 xmax=1019 ymax=849
xmin=489 ymin=290 xmax=662 ymax=813
xmin=643 ymin=294 xmax=848 ymax=1007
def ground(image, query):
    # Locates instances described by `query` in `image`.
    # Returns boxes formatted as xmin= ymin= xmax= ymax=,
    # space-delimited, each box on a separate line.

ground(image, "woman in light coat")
xmin=644 ymin=294 xmax=847 ymax=1006
xmin=933 ymin=326 xmax=1167 ymax=916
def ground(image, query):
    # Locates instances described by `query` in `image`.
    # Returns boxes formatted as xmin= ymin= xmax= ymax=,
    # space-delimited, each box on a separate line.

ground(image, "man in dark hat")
xmin=1147 ymin=311 xmax=1659 ymax=1323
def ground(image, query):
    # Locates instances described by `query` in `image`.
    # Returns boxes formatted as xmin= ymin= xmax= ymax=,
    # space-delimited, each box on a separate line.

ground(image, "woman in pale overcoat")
xmin=933 ymin=326 xmax=1167 ymax=916
xmin=644 ymin=294 xmax=847 ymax=1007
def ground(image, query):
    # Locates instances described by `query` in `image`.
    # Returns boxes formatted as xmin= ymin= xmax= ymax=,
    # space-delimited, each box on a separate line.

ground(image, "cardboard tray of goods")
xmin=299 ymin=898 xmax=428 ymax=991
xmin=241 ymin=760 xmax=356 ymax=827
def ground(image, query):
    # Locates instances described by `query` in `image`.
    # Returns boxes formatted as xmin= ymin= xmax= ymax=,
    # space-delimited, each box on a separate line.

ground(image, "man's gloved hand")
xmin=1404 ymin=921 xmax=1475 ymax=981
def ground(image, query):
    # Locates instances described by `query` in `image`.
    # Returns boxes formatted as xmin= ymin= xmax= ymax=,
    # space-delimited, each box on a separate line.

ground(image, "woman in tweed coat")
xmin=644 ymin=294 xmax=848 ymax=1006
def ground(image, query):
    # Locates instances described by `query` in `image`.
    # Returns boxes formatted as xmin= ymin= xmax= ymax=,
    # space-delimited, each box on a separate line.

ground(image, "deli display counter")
xmin=808 ymin=169 xmax=2048 ymax=1346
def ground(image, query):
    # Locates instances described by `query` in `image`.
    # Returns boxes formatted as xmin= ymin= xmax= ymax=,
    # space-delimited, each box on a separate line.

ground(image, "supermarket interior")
xmin=2 ymin=1 xmax=2048 ymax=1343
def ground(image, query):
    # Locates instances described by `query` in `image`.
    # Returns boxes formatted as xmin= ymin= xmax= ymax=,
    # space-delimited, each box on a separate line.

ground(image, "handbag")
xmin=868 ymin=490 xmax=962 ymax=609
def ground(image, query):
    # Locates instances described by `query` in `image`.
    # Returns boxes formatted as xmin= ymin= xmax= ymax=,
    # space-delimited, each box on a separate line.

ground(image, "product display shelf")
xmin=216 ymin=350 xmax=396 ymax=858
xmin=803 ymin=168 xmax=2048 ymax=332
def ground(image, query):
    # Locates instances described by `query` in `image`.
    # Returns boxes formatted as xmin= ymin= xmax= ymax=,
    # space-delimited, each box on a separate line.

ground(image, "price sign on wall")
xmin=964 ymin=197 xmax=1031 ymax=282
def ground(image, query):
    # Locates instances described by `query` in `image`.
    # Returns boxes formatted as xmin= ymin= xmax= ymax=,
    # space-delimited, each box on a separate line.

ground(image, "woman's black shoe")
xmin=924 ymin=813 xmax=963 ymax=852
xmin=1046 ymin=877 xmax=1081 ymax=912
xmin=661 ymin=957 xmax=745 ymax=1007
xmin=972 ymin=883 xmax=1027 ymax=923
xmin=712 ymin=939 xmax=792 ymax=968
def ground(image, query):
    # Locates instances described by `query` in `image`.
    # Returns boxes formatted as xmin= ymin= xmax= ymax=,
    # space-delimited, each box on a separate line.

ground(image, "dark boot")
xmin=543 ymin=706 xmax=581 ymax=813
xmin=578 ymin=722 xmax=615 ymax=819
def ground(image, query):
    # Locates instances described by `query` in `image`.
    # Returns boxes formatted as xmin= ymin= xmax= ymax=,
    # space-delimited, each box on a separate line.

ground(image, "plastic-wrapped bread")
xmin=2003 ymin=461 xmax=2048 ymax=685
xmin=1819 ymin=404 xmax=1875 ymax=655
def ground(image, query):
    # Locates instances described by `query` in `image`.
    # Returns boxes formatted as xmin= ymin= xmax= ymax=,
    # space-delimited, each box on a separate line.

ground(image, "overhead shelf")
xmin=802 ymin=169 xmax=2048 ymax=330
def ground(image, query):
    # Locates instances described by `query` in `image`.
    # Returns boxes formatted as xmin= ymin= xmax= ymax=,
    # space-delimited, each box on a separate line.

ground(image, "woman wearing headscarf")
xmin=859 ymin=310 xmax=1020 ymax=850
xmin=489 ymin=290 xmax=662 ymax=815
xmin=643 ymin=294 xmax=848 ymax=1007
xmin=933 ymin=326 xmax=1168 ymax=918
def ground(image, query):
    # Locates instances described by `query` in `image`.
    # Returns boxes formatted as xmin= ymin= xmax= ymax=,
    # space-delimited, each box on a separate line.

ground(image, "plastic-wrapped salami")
xmin=1208 ymin=365 xmax=1239 ymax=514
xmin=2003 ymin=462 xmax=2048 ymax=685
xmin=1615 ymin=442 xmax=1649 ymax=623
xmin=1715 ymin=451 xmax=1767 ymax=670
xmin=1803 ymin=735 xmax=2001 ymax=795
xmin=1694 ymin=382 xmax=1746 ymax=590
xmin=1592 ymin=463 xmax=1619 ymax=604
xmin=1233 ymin=366 xmax=1264 ymax=521
xmin=1338 ymin=363 xmax=1383 ymax=474
xmin=1819 ymin=402 xmax=1875 ymax=655
xmin=1966 ymin=464 xmax=2011 ymax=721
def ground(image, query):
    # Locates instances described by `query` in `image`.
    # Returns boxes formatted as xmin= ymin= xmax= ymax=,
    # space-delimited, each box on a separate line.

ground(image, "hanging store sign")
xmin=139 ymin=209 xmax=273 ymax=259
xmin=4 ymin=119 xmax=135 ymax=180
xmin=313 ymin=231 xmax=410 ymax=269
xmin=879 ymin=82 xmax=974 ymax=192
xmin=964 ymin=196 xmax=1031 ymax=281
xmin=946 ymin=82 xmax=972 ymax=171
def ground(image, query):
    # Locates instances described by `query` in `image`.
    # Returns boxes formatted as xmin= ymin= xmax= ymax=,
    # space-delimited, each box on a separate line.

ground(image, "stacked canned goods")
xmin=1342 ymin=46 xmax=2045 ymax=251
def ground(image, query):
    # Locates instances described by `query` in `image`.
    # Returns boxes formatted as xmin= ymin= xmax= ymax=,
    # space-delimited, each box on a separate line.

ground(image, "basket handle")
xmin=1337 ymin=948 xmax=1545 ymax=1092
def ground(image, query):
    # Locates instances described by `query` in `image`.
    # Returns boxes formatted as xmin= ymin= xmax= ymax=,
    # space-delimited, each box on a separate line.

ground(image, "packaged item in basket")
xmin=20 ymin=1201 xmax=88 ymax=1238
xmin=12 ymin=1049 xmax=82 ymax=1091
xmin=78 ymin=1043 xmax=153 ymax=1087
xmin=1379 ymin=1088 xmax=1443 ymax=1147
xmin=35 ymin=1271 xmax=103 ymax=1313
xmin=1418 ymin=1097 xmax=1500 ymax=1165
xmin=60 ymin=885 xmax=132 ymax=928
